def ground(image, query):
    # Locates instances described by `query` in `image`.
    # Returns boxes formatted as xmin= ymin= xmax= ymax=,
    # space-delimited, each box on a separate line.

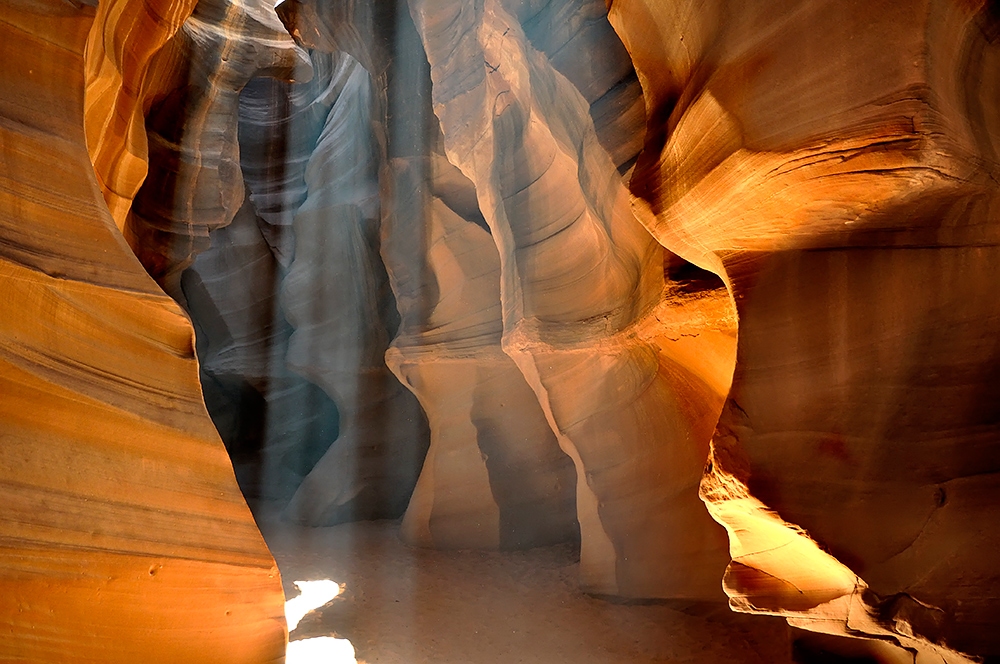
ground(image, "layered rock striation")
xmin=4 ymin=0 xmax=1000 ymax=661
xmin=611 ymin=0 xmax=1000 ymax=659
xmin=0 ymin=1 xmax=287 ymax=661
xmin=383 ymin=146 xmax=580 ymax=550
xmin=276 ymin=45 xmax=429 ymax=525
xmin=124 ymin=0 xmax=309 ymax=301
xmin=407 ymin=0 xmax=737 ymax=599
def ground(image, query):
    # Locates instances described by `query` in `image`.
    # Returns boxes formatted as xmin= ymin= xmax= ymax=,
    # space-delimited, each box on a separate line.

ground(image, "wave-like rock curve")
xmin=611 ymin=0 xmax=1000 ymax=658
xmin=0 ymin=1 xmax=287 ymax=660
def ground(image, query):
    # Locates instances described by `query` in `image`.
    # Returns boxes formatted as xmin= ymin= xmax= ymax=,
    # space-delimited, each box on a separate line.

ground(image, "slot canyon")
xmin=1 ymin=0 xmax=999 ymax=661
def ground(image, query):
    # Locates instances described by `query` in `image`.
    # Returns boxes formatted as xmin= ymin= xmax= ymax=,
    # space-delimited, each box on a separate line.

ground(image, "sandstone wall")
xmin=0 ymin=1 xmax=287 ymax=661
xmin=3 ymin=0 xmax=1000 ymax=661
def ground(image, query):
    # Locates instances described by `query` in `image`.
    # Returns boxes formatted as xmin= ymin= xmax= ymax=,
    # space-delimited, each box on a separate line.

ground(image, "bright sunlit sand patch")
xmin=286 ymin=637 xmax=357 ymax=664
xmin=285 ymin=579 xmax=342 ymax=631
xmin=284 ymin=580 xmax=357 ymax=663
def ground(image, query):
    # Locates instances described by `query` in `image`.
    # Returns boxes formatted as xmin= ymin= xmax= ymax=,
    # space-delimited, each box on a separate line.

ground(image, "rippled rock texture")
xmin=407 ymin=0 xmax=736 ymax=601
xmin=0 ymin=0 xmax=286 ymax=661
xmin=610 ymin=0 xmax=1000 ymax=660
xmin=383 ymin=148 xmax=580 ymax=551
xmin=186 ymin=5 xmax=431 ymax=525
xmin=4 ymin=0 xmax=1000 ymax=661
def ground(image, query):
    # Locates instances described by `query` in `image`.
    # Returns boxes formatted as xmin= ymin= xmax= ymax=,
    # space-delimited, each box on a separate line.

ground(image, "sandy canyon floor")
xmin=253 ymin=503 xmax=796 ymax=664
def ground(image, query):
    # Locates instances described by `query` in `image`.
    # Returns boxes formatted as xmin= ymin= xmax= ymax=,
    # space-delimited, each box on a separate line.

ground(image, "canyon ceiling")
xmin=1 ymin=0 xmax=999 ymax=661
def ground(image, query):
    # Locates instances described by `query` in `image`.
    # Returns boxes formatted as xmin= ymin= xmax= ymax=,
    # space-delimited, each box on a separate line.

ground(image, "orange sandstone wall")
xmin=0 ymin=1 xmax=287 ymax=661
xmin=5 ymin=0 xmax=999 ymax=660
xmin=610 ymin=0 xmax=1000 ymax=659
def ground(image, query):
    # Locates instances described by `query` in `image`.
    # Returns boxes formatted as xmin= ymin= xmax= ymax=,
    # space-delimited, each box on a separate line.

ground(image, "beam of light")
xmin=283 ymin=580 xmax=357 ymax=663
xmin=284 ymin=579 xmax=342 ymax=631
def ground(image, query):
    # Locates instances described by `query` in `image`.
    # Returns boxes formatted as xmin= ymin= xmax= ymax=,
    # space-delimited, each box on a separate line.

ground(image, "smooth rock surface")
xmin=5 ymin=0 xmax=1000 ymax=661
xmin=384 ymin=151 xmax=579 ymax=550
xmin=0 ymin=2 xmax=287 ymax=661
xmin=611 ymin=0 xmax=1000 ymax=658
xmin=126 ymin=0 xmax=309 ymax=301
xmin=408 ymin=0 xmax=738 ymax=601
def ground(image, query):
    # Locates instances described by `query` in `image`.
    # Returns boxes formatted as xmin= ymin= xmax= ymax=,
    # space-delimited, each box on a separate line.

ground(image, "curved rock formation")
xmin=383 ymin=148 xmax=579 ymax=550
xmin=180 ymin=53 xmax=355 ymax=502
xmin=258 ymin=15 xmax=428 ymax=524
xmin=610 ymin=0 xmax=1000 ymax=658
xmin=275 ymin=52 xmax=412 ymax=523
xmin=0 ymin=1 xmax=286 ymax=661
xmin=181 ymin=193 xmax=339 ymax=501
xmin=408 ymin=0 xmax=736 ymax=599
xmin=236 ymin=52 xmax=346 ymax=267
xmin=84 ymin=0 xmax=198 ymax=228
xmin=181 ymin=8 xmax=430 ymax=526
xmin=125 ymin=0 xmax=309 ymax=301
xmin=6 ymin=0 xmax=1000 ymax=660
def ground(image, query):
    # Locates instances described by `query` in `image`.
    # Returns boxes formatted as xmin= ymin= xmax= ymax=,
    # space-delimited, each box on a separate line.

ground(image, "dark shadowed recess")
xmin=178 ymin=0 xmax=444 ymax=514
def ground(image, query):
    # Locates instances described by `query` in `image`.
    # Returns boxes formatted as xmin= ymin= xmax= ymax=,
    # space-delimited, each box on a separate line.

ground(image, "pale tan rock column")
xmin=611 ymin=0 xmax=1000 ymax=659
xmin=383 ymin=150 xmax=579 ymax=551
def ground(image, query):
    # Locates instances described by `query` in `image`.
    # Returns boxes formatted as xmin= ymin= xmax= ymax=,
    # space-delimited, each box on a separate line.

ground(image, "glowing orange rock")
xmin=610 ymin=0 xmax=1000 ymax=658
xmin=0 ymin=2 xmax=286 ymax=661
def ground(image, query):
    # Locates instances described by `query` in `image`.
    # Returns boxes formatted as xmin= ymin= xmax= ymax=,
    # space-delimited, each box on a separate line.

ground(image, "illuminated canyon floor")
xmin=254 ymin=503 xmax=796 ymax=664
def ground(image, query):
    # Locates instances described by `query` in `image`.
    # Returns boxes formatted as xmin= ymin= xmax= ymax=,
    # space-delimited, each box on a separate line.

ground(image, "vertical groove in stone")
xmin=409 ymin=0 xmax=735 ymax=599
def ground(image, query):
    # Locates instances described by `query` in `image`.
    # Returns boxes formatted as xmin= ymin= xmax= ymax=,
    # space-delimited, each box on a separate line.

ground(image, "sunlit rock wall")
xmin=405 ymin=0 xmax=738 ymax=601
xmin=383 ymin=145 xmax=580 ymax=551
xmin=610 ymin=0 xmax=1000 ymax=659
xmin=124 ymin=0 xmax=308 ymax=301
xmin=84 ymin=0 xmax=198 ymax=228
xmin=0 ymin=0 xmax=287 ymax=661
xmin=184 ymin=3 xmax=431 ymax=525
xmin=4 ymin=0 xmax=1000 ymax=661
xmin=181 ymin=54 xmax=353 ymax=505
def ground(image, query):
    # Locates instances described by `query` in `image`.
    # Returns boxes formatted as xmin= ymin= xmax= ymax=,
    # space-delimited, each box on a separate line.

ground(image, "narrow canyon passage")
xmin=2 ymin=0 xmax=1000 ymax=662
